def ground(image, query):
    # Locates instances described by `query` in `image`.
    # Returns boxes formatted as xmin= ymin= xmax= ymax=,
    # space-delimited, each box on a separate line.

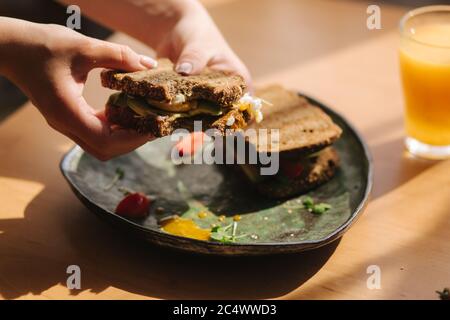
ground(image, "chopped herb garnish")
xmin=302 ymin=196 xmax=314 ymax=208
xmin=210 ymin=221 xmax=246 ymax=244
xmin=118 ymin=186 xmax=135 ymax=195
xmin=115 ymin=167 xmax=125 ymax=179
xmin=436 ymin=288 xmax=450 ymax=300
xmin=312 ymin=203 xmax=332 ymax=214
xmin=302 ymin=196 xmax=332 ymax=214
xmin=103 ymin=167 xmax=125 ymax=190
xmin=210 ymin=223 xmax=233 ymax=243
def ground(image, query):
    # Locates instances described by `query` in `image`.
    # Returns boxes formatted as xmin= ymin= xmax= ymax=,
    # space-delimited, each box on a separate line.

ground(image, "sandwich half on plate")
xmin=101 ymin=59 xmax=264 ymax=137
xmin=239 ymin=85 xmax=343 ymax=199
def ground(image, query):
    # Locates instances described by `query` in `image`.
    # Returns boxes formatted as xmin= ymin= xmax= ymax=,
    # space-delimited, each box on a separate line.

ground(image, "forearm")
xmin=58 ymin=0 xmax=205 ymax=49
xmin=0 ymin=17 xmax=44 ymax=78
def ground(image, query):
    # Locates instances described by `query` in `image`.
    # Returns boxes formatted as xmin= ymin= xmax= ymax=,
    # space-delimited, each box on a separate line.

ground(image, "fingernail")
xmin=140 ymin=55 xmax=158 ymax=68
xmin=176 ymin=62 xmax=193 ymax=75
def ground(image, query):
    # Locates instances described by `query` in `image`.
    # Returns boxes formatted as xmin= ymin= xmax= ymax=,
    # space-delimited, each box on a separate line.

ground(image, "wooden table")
xmin=1 ymin=0 xmax=449 ymax=300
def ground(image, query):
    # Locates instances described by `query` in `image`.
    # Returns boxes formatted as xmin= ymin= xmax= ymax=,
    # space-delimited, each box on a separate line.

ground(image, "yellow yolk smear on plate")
xmin=160 ymin=217 xmax=211 ymax=241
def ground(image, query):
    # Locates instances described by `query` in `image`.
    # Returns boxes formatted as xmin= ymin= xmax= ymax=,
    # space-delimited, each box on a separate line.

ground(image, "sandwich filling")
xmin=107 ymin=92 xmax=266 ymax=123
xmin=239 ymin=150 xmax=328 ymax=184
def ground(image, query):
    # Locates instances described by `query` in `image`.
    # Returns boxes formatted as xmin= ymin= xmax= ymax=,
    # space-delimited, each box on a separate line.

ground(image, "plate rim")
xmin=60 ymin=93 xmax=373 ymax=254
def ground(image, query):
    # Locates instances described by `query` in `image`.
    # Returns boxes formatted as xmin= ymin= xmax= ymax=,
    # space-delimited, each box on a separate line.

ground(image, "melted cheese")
xmin=146 ymin=97 xmax=194 ymax=112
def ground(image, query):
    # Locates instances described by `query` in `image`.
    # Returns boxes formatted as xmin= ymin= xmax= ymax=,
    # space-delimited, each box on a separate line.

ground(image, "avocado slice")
xmin=109 ymin=93 xmax=225 ymax=118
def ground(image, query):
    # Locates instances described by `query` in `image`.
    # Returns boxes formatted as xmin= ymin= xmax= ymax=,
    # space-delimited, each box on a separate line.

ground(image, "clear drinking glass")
xmin=399 ymin=6 xmax=450 ymax=159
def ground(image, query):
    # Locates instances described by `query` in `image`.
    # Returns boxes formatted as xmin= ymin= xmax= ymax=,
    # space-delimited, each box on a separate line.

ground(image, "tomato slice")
xmin=175 ymin=132 xmax=205 ymax=157
xmin=280 ymin=159 xmax=304 ymax=178
xmin=115 ymin=192 xmax=150 ymax=219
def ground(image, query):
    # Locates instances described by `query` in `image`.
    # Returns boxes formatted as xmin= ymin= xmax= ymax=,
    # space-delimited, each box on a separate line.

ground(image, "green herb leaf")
xmin=211 ymin=226 xmax=220 ymax=233
xmin=210 ymin=222 xmax=246 ymax=244
xmin=103 ymin=167 xmax=125 ymax=190
xmin=115 ymin=167 xmax=125 ymax=180
xmin=301 ymin=196 xmax=332 ymax=214
xmin=302 ymin=196 xmax=314 ymax=208
xmin=312 ymin=203 xmax=332 ymax=214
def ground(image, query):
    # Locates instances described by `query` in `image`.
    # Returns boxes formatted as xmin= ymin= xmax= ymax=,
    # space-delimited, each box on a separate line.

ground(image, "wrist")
xmin=176 ymin=0 xmax=210 ymax=20
xmin=0 ymin=18 xmax=45 ymax=75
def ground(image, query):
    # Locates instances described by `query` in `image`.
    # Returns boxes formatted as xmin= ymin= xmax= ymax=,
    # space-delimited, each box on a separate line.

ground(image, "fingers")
xmin=232 ymin=59 xmax=253 ymax=93
xmin=175 ymin=48 xmax=253 ymax=92
xmin=240 ymin=69 xmax=253 ymax=94
xmin=208 ymin=53 xmax=254 ymax=93
xmin=229 ymin=61 xmax=253 ymax=93
xmin=77 ymin=107 xmax=154 ymax=161
xmin=83 ymin=39 xmax=157 ymax=71
xmin=175 ymin=44 xmax=210 ymax=75
xmin=52 ymin=95 xmax=154 ymax=161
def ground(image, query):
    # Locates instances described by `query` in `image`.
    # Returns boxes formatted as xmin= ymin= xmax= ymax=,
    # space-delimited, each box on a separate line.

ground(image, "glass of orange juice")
xmin=400 ymin=6 xmax=450 ymax=159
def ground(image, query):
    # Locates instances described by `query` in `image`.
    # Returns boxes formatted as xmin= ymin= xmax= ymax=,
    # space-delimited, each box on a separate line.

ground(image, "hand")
xmin=0 ymin=19 xmax=157 ymax=160
xmin=155 ymin=1 xmax=253 ymax=90
xmin=58 ymin=0 xmax=253 ymax=90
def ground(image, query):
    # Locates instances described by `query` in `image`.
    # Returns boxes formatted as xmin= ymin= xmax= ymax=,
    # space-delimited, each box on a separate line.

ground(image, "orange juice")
xmin=400 ymin=23 xmax=450 ymax=146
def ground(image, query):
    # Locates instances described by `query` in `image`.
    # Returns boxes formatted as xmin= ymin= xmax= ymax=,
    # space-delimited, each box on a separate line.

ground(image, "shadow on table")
xmin=0 ymin=185 xmax=339 ymax=299
xmin=372 ymin=138 xmax=438 ymax=197
xmin=361 ymin=117 xmax=438 ymax=200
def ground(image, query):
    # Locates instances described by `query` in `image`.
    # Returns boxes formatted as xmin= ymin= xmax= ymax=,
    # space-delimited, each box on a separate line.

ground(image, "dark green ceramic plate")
xmin=60 ymin=94 xmax=372 ymax=255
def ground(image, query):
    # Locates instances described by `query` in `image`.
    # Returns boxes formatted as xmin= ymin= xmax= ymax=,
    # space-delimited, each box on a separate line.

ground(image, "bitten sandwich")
xmin=101 ymin=59 xmax=264 ymax=137
xmin=239 ymin=85 xmax=343 ymax=199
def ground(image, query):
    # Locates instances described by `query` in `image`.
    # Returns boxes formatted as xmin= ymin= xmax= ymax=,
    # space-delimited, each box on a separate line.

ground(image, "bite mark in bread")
xmin=101 ymin=59 xmax=246 ymax=107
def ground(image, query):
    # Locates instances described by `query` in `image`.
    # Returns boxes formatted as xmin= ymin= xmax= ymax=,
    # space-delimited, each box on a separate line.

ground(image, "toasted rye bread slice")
xmin=101 ymin=59 xmax=246 ymax=107
xmin=247 ymin=85 xmax=342 ymax=155
xmin=255 ymin=147 xmax=340 ymax=199
xmin=105 ymin=101 xmax=251 ymax=137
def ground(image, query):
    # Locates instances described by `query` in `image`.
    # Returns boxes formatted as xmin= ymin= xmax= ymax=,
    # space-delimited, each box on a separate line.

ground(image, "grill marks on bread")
xmin=250 ymin=85 xmax=342 ymax=154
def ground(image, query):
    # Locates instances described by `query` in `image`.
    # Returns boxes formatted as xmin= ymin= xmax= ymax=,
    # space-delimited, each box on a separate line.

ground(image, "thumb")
xmin=175 ymin=44 xmax=210 ymax=75
xmin=86 ymin=40 xmax=158 ymax=71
